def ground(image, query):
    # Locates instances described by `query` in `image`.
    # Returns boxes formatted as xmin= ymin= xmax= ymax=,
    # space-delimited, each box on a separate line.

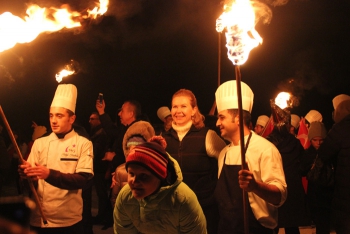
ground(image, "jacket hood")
xmin=334 ymin=99 xmax=350 ymax=123
xmin=122 ymin=121 xmax=155 ymax=158
xmin=143 ymin=155 xmax=183 ymax=202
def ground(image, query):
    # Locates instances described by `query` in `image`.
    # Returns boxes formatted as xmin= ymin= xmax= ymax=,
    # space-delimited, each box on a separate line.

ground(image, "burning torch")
xmin=216 ymin=0 xmax=272 ymax=233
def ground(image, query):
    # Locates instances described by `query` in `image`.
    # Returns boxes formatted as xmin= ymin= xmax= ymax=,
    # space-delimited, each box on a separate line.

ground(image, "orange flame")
xmin=87 ymin=0 xmax=109 ymax=19
xmin=55 ymin=69 xmax=75 ymax=83
xmin=55 ymin=60 xmax=80 ymax=83
xmin=0 ymin=0 xmax=109 ymax=53
xmin=216 ymin=0 xmax=263 ymax=65
xmin=275 ymin=92 xmax=291 ymax=109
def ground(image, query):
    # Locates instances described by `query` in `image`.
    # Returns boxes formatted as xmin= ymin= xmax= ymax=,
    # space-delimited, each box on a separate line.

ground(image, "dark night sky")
xmin=0 ymin=0 xmax=349 ymax=140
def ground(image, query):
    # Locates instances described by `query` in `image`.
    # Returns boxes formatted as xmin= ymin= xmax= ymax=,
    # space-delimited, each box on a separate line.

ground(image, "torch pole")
xmin=234 ymin=66 xmax=249 ymax=234
xmin=0 ymin=105 xmax=48 ymax=224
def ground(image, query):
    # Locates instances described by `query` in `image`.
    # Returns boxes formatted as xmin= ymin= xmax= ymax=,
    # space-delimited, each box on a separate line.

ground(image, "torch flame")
xmin=275 ymin=92 xmax=291 ymax=109
xmin=216 ymin=0 xmax=263 ymax=65
xmin=0 ymin=0 xmax=109 ymax=53
xmin=87 ymin=0 xmax=109 ymax=19
xmin=55 ymin=59 xmax=80 ymax=83
xmin=55 ymin=69 xmax=75 ymax=83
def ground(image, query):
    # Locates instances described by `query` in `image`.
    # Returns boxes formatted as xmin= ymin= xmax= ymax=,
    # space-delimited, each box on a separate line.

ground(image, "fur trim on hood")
xmin=122 ymin=121 xmax=155 ymax=158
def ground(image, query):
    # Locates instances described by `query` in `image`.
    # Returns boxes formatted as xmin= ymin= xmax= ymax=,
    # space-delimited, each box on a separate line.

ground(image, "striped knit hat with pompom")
xmin=126 ymin=139 xmax=169 ymax=180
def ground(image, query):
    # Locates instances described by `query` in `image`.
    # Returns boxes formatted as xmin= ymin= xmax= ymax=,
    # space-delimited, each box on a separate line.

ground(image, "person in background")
xmin=299 ymin=121 xmax=333 ymax=234
xmin=110 ymin=120 xmax=155 ymax=207
xmin=267 ymin=100 xmax=309 ymax=234
xmin=215 ymin=80 xmax=287 ymax=234
xmin=289 ymin=114 xmax=300 ymax=136
xmin=19 ymin=84 xmax=94 ymax=234
xmin=163 ymin=88 xmax=226 ymax=234
xmin=304 ymin=110 xmax=323 ymax=129
xmin=6 ymin=129 xmax=28 ymax=196
xmin=332 ymin=94 xmax=350 ymax=110
xmin=0 ymin=124 xmax=11 ymax=196
xmin=254 ymin=115 xmax=269 ymax=135
xmin=317 ymin=94 xmax=350 ymax=233
xmin=96 ymin=99 xmax=142 ymax=174
xmin=88 ymin=112 xmax=112 ymax=230
xmin=25 ymin=122 xmax=47 ymax=160
xmin=331 ymin=94 xmax=350 ymax=123
xmin=156 ymin=106 xmax=172 ymax=135
xmin=114 ymin=136 xmax=207 ymax=234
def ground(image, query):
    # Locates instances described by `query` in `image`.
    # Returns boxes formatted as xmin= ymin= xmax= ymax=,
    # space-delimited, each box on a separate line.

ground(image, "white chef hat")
xmin=256 ymin=115 xmax=269 ymax=127
xmin=215 ymin=80 xmax=254 ymax=113
xmin=332 ymin=94 xmax=350 ymax=110
xmin=50 ymin=84 xmax=77 ymax=113
xmin=157 ymin=106 xmax=171 ymax=121
xmin=305 ymin=110 xmax=322 ymax=123
xmin=291 ymin=114 xmax=300 ymax=129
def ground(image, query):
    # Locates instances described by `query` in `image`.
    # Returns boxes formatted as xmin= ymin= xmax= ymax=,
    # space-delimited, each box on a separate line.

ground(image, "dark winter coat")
xmin=163 ymin=125 xmax=217 ymax=207
xmin=318 ymin=114 xmax=350 ymax=225
xmin=90 ymin=124 xmax=110 ymax=173
xmin=267 ymin=129 xmax=309 ymax=227
xmin=299 ymin=146 xmax=334 ymax=215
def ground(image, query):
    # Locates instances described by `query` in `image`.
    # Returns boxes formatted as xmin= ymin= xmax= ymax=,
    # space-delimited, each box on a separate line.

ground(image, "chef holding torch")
xmin=214 ymin=80 xmax=287 ymax=234
xmin=19 ymin=84 xmax=94 ymax=234
xmin=214 ymin=1 xmax=287 ymax=233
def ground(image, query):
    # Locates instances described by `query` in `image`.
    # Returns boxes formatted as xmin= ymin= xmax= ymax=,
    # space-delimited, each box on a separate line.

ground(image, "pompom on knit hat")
xmin=126 ymin=137 xmax=169 ymax=180
xmin=308 ymin=121 xmax=327 ymax=141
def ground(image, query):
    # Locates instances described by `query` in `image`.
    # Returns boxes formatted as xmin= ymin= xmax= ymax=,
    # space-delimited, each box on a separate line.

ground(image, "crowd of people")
xmin=0 ymin=82 xmax=349 ymax=234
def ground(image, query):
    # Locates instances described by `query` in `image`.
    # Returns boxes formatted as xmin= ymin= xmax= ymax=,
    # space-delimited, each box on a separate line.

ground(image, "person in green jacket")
xmin=113 ymin=136 xmax=207 ymax=234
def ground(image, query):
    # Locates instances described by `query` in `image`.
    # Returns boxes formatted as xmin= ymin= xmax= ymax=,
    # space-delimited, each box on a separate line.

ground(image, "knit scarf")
xmin=172 ymin=121 xmax=192 ymax=141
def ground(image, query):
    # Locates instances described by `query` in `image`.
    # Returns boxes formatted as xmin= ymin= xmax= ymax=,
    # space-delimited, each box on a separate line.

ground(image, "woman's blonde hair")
xmin=172 ymin=89 xmax=205 ymax=129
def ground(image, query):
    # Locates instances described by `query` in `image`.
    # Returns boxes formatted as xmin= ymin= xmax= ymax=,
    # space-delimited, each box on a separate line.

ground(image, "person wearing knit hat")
xmin=308 ymin=121 xmax=327 ymax=149
xmin=254 ymin=115 xmax=269 ymax=135
xmin=110 ymin=121 xmax=155 ymax=207
xmin=114 ymin=136 xmax=207 ymax=234
xmin=162 ymin=88 xmax=226 ymax=234
xmin=304 ymin=110 xmax=323 ymax=128
xmin=299 ymin=121 xmax=332 ymax=234
xmin=316 ymin=95 xmax=350 ymax=233
xmin=215 ymin=80 xmax=287 ymax=233
xmin=19 ymin=84 xmax=93 ymax=232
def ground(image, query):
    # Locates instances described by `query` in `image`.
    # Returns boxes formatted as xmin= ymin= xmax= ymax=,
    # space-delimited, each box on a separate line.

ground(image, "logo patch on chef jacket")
xmin=60 ymin=144 xmax=78 ymax=161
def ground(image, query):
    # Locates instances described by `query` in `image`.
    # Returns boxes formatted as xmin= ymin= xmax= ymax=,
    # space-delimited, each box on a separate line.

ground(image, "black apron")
xmin=214 ymin=134 xmax=273 ymax=234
